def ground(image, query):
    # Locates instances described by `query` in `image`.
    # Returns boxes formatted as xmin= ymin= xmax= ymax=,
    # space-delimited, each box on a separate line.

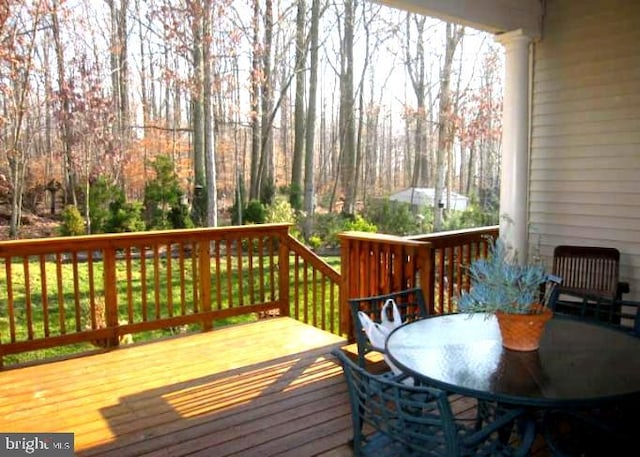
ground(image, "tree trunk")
xmin=51 ymin=0 xmax=77 ymax=207
xmin=191 ymin=1 xmax=206 ymax=226
xmin=203 ymin=0 xmax=217 ymax=227
xmin=290 ymin=0 xmax=306 ymax=210
xmin=434 ymin=23 xmax=464 ymax=231
xmin=303 ymin=0 xmax=321 ymax=223
xmin=249 ymin=0 xmax=261 ymax=201
xmin=339 ymin=0 xmax=356 ymax=215
xmin=258 ymin=0 xmax=275 ymax=204
xmin=405 ymin=14 xmax=427 ymax=193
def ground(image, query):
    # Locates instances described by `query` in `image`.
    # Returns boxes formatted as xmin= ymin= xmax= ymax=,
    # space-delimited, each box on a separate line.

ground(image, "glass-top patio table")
xmin=385 ymin=313 xmax=640 ymax=408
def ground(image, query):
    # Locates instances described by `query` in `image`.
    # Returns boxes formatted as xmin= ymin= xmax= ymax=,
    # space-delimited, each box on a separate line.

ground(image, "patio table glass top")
xmin=386 ymin=313 xmax=640 ymax=408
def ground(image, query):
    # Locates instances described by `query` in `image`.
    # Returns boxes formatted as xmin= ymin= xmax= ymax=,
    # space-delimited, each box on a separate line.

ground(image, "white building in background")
xmin=389 ymin=187 xmax=469 ymax=211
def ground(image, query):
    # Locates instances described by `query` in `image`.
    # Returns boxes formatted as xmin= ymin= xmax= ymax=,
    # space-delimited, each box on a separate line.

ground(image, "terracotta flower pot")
xmin=495 ymin=307 xmax=553 ymax=351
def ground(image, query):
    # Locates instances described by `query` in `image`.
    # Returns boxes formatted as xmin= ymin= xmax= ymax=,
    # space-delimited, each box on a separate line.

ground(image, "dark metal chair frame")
xmin=332 ymin=348 xmax=536 ymax=457
xmin=348 ymin=287 xmax=429 ymax=369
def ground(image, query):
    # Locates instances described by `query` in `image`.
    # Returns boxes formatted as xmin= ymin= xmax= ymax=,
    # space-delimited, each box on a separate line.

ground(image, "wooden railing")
xmin=0 ymin=224 xmax=340 ymax=367
xmin=409 ymin=225 xmax=499 ymax=313
xmin=0 ymin=223 xmax=498 ymax=367
xmin=340 ymin=226 xmax=499 ymax=341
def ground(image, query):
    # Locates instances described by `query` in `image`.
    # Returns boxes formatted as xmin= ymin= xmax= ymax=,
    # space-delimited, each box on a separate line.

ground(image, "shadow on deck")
xmin=0 ymin=318 xmax=552 ymax=456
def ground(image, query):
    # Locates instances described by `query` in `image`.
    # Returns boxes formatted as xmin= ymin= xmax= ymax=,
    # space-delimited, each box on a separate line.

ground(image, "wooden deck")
xmin=0 ymin=318 xmax=552 ymax=456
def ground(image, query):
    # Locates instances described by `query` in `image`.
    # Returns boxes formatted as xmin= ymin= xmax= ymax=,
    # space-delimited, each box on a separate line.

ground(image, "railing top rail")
xmin=339 ymin=231 xmax=432 ymax=247
xmin=283 ymin=235 xmax=341 ymax=282
xmin=0 ymin=224 xmax=293 ymax=256
xmin=407 ymin=226 xmax=499 ymax=248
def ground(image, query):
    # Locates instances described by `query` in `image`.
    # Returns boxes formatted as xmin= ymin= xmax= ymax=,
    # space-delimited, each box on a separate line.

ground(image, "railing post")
xmin=198 ymin=240 xmax=212 ymax=331
xmin=339 ymin=236 xmax=351 ymax=340
xmin=103 ymin=248 xmax=119 ymax=347
xmin=278 ymin=229 xmax=290 ymax=317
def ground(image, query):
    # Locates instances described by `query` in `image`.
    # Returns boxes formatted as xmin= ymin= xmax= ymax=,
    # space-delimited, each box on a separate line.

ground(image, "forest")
xmin=0 ymin=0 xmax=504 ymax=245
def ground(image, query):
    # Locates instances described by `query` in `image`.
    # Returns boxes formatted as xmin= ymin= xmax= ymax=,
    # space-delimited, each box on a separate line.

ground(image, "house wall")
xmin=529 ymin=0 xmax=640 ymax=298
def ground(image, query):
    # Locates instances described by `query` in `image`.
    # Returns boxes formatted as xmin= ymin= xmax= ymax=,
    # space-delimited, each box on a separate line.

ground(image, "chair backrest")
xmin=550 ymin=245 xmax=636 ymax=330
xmin=331 ymin=348 xmax=458 ymax=456
xmin=552 ymin=245 xmax=621 ymax=300
xmin=348 ymin=287 xmax=428 ymax=367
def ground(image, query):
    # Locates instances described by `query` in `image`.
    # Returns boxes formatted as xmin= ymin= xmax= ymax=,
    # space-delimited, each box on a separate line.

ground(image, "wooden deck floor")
xmin=0 ymin=318 xmax=551 ymax=456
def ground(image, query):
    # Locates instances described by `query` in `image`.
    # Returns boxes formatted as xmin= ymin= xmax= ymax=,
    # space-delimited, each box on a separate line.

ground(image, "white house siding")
xmin=529 ymin=0 xmax=640 ymax=298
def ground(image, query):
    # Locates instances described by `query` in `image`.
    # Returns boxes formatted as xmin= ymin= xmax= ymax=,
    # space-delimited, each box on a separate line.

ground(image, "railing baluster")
xmin=22 ymin=257 xmax=33 ymax=340
xmin=55 ymin=253 xmax=65 ymax=335
xmin=125 ymin=247 xmax=134 ymax=323
xmin=39 ymin=255 xmax=49 ymax=338
xmin=166 ymin=243 xmax=173 ymax=318
xmin=178 ymin=243 xmax=187 ymax=315
xmin=140 ymin=246 xmax=148 ymax=321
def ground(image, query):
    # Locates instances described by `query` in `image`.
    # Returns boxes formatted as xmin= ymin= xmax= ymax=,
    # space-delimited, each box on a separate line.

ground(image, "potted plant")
xmin=457 ymin=235 xmax=560 ymax=351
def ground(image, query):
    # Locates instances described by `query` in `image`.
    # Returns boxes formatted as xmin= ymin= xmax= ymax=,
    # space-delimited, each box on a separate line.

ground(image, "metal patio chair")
xmin=348 ymin=287 xmax=429 ymax=370
xmin=331 ymin=348 xmax=536 ymax=457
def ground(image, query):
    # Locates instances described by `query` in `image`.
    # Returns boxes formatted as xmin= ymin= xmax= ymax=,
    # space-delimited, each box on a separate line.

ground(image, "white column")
xmin=495 ymin=29 xmax=532 ymax=263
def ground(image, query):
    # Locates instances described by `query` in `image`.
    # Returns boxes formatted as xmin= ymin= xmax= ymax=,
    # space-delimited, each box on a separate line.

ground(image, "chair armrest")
xmin=617 ymin=281 xmax=630 ymax=298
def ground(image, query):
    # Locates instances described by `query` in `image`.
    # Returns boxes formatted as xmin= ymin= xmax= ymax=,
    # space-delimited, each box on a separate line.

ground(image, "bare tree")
xmin=2 ymin=2 xmax=46 ymax=237
xmin=338 ymin=0 xmax=355 ymax=215
xmin=202 ymin=0 xmax=217 ymax=227
xmin=290 ymin=0 xmax=306 ymax=210
xmin=404 ymin=13 xmax=428 ymax=192
xmin=258 ymin=0 xmax=275 ymax=203
xmin=433 ymin=23 xmax=464 ymax=231
xmin=249 ymin=0 xmax=261 ymax=201
xmin=303 ymin=0 xmax=322 ymax=221
xmin=51 ymin=0 xmax=77 ymax=207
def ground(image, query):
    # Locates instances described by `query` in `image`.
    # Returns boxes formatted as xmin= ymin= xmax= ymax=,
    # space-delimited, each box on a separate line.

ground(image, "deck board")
xmin=0 ymin=317 xmax=552 ymax=456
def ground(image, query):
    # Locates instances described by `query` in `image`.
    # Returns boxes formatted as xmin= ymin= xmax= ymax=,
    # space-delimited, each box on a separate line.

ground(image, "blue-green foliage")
xmin=457 ymin=237 xmax=548 ymax=314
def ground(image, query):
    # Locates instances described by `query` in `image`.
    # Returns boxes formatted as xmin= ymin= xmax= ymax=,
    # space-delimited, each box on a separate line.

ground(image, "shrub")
xmin=89 ymin=177 xmax=123 ymax=233
xmin=59 ymin=205 xmax=85 ymax=236
xmin=168 ymin=204 xmax=194 ymax=229
xmin=311 ymin=213 xmax=348 ymax=249
xmin=265 ymin=198 xmax=296 ymax=224
xmin=243 ymin=200 xmax=266 ymax=224
xmin=344 ymin=214 xmax=377 ymax=233
xmin=105 ymin=200 xmax=146 ymax=233
xmin=441 ymin=195 xmax=499 ymax=231
xmin=308 ymin=212 xmax=376 ymax=250
xmin=143 ymin=155 xmax=186 ymax=229
xmin=265 ymin=197 xmax=302 ymax=240
xmin=363 ymin=199 xmax=424 ymax=235
xmin=307 ymin=235 xmax=322 ymax=250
